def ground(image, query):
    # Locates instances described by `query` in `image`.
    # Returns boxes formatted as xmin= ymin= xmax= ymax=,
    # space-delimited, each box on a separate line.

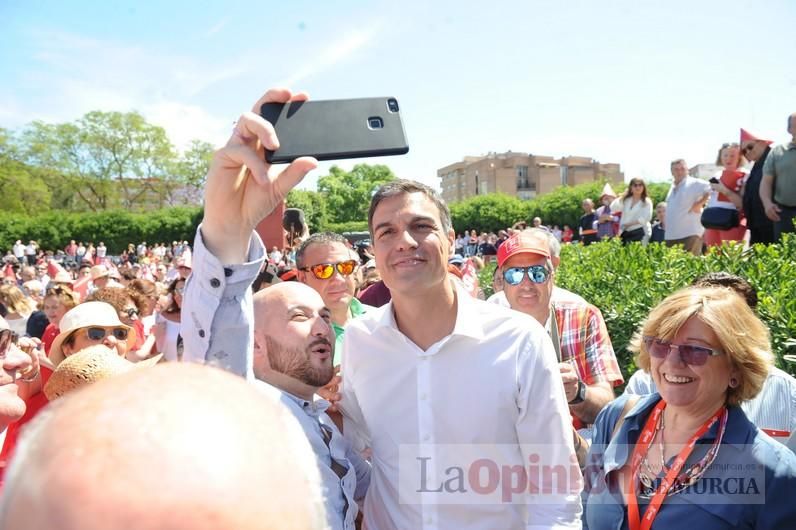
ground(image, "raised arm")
xmin=181 ymin=88 xmax=318 ymax=377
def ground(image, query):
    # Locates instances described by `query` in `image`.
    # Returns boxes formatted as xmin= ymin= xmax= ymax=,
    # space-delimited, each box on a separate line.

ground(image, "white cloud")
xmin=281 ymin=24 xmax=382 ymax=86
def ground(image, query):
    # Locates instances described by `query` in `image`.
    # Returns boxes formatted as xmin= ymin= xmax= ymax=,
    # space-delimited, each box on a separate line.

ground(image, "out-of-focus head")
xmin=692 ymin=272 xmax=758 ymax=310
xmin=632 ymin=286 xmax=772 ymax=410
xmin=0 ymin=363 xmax=328 ymax=530
xmin=788 ymin=112 xmax=796 ymax=137
xmin=252 ymin=282 xmax=335 ymax=390
xmin=715 ymin=142 xmax=744 ymax=170
xmin=655 ymin=202 xmax=667 ymax=222
xmin=581 ymin=198 xmax=594 ymax=212
xmin=43 ymin=286 xmax=80 ymax=327
xmin=0 ymin=316 xmax=29 ymax=428
xmin=670 ymin=159 xmax=689 ymax=181
xmin=739 ymin=128 xmax=773 ymax=162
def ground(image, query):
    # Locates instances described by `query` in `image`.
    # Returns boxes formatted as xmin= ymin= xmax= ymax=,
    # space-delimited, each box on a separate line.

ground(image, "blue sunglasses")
xmin=502 ymin=265 xmax=550 ymax=286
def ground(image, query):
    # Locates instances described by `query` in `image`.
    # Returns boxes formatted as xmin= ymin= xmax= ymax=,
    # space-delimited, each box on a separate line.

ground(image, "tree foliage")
xmin=3 ymin=112 xmax=212 ymax=212
xmin=285 ymin=189 xmax=329 ymax=232
xmin=317 ymin=164 xmax=396 ymax=224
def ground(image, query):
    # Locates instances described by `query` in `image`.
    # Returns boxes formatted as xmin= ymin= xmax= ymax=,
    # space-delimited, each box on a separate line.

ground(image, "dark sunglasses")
xmin=83 ymin=326 xmax=129 ymax=342
xmin=301 ymin=260 xmax=358 ymax=280
xmin=643 ymin=336 xmax=723 ymax=366
xmin=742 ymin=143 xmax=756 ymax=153
xmin=502 ymin=265 xmax=550 ymax=286
xmin=125 ymin=307 xmax=139 ymax=318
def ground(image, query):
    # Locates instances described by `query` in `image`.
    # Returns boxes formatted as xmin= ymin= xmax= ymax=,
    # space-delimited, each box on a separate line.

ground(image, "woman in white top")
xmin=704 ymin=142 xmax=748 ymax=247
xmin=618 ymin=177 xmax=653 ymax=245
xmin=0 ymin=284 xmax=36 ymax=336
xmin=154 ymin=277 xmax=184 ymax=362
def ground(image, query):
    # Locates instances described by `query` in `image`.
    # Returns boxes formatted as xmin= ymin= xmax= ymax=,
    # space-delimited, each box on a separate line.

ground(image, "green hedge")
xmin=0 ymin=207 xmax=203 ymax=255
xmin=450 ymin=181 xmax=670 ymax=234
xmin=477 ymin=236 xmax=796 ymax=379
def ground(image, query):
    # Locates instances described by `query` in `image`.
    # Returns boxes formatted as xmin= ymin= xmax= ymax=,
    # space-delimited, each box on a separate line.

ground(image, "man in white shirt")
xmin=181 ymin=88 xmax=581 ymax=530
xmin=664 ymin=159 xmax=711 ymax=255
xmin=339 ymin=180 xmax=582 ymax=529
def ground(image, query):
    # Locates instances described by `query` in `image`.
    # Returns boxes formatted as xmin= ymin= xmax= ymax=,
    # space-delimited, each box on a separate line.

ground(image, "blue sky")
xmin=1 ymin=0 xmax=794 ymax=190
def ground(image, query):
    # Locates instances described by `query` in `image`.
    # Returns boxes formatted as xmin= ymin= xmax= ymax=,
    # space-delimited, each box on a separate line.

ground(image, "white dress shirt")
xmin=618 ymin=196 xmax=653 ymax=239
xmin=340 ymin=289 xmax=582 ymax=530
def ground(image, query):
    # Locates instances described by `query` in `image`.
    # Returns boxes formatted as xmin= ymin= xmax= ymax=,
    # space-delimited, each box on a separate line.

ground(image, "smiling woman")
xmin=582 ymin=286 xmax=796 ymax=530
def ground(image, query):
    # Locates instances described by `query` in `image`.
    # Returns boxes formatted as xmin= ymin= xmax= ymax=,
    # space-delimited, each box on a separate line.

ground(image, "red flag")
xmin=72 ymin=276 xmax=91 ymax=302
xmin=47 ymin=259 xmax=67 ymax=278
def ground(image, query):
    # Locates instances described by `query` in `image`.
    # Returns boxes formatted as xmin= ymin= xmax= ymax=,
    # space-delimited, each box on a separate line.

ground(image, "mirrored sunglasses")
xmin=84 ymin=326 xmax=129 ymax=342
xmin=502 ymin=265 xmax=550 ymax=286
xmin=302 ymin=260 xmax=358 ymax=280
xmin=642 ymin=336 xmax=723 ymax=366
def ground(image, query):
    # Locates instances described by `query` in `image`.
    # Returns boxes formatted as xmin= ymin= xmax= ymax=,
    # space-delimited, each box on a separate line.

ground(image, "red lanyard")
xmin=626 ymin=400 xmax=725 ymax=530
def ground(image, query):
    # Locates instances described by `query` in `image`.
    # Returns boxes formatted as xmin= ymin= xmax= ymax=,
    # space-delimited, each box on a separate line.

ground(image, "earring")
xmin=729 ymin=377 xmax=739 ymax=388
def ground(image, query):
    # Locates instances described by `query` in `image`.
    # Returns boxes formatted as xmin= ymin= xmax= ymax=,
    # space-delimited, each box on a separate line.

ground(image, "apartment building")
xmin=438 ymin=151 xmax=623 ymax=204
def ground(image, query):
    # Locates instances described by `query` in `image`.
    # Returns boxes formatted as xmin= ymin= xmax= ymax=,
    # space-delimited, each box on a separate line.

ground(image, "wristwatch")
xmin=568 ymin=380 xmax=587 ymax=405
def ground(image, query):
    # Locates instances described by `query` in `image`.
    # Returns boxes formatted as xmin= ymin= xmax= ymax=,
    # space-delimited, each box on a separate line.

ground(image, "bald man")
xmin=251 ymin=282 xmax=370 ymax=530
xmin=0 ymin=363 xmax=327 ymax=530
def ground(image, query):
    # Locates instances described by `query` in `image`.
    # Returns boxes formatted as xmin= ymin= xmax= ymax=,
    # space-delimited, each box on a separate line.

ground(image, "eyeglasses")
xmin=175 ymin=286 xmax=185 ymax=294
xmin=82 ymin=326 xmax=130 ymax=342
xmin=124 ymin=307 xmax=139 ymax=318
xmin=301 ymin=260 xmax=358 ymax=280
xmin=631 ymin=183 xmax=644 ymax=188
xmin=502 ymin=265 xmax=551 ymax=286
xmin=642 ymin=336 xmax=724 ymax=366
xmin=742 ymin=143 xmax=756 ymax=154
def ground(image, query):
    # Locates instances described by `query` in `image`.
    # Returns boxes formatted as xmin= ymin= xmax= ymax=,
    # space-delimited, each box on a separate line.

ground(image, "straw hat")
xmin=49 ymin=301 xmax=136 ymax=367
xmin=44 ymin=345 xmax=162 ymax=400
xmin=90 ymin=265 xmax=110 ymax=281
xmin=52 ymin=271 xmax=74 ymax=284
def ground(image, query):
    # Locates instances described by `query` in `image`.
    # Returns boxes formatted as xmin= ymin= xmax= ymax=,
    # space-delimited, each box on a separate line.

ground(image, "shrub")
xmin=478 ymin=235 xmax=796 ymax=380
xmin=0 ymin=207 xmax=203 ymax=255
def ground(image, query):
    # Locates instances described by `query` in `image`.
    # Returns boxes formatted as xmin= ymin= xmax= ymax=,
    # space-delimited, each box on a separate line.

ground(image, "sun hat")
xmin=90 ymin=265 xmax=110 ymax=281
xmin=599 ymin=183 xmax=617 ymax=200
xmin=44 ymin=345 xmax=162 ymax=400
xmin=48 ymin=301 xmax=136 ymax=367
xmin=496 ymin=231 xmax=551 ymax=268
xmin=740 ymin=128 xmax=773 ymax=146
xmin=52 ymin=271 xmax=74 ymax=284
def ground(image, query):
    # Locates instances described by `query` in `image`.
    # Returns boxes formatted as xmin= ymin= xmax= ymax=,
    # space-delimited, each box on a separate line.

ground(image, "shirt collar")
xmin=374 ymin=282 xmax=484 ymax=341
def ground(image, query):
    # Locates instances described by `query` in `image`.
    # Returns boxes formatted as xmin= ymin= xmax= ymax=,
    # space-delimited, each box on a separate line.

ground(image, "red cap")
xmin=740 ymin=128 xmax=773 ymax=146
xmin=497 ymin=232 xmax=551 ymax=267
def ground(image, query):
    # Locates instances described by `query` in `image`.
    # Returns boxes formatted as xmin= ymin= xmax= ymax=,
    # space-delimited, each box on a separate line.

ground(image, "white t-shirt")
xmin=664 ymin=176 xmax=712 ymax=240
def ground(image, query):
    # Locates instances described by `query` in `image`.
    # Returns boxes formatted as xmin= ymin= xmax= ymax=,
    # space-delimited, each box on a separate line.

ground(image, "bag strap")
xmin=611 ymin=395 xmax=641 ymax=440
xmin=549 ymin=305 xmax=562 ymax=363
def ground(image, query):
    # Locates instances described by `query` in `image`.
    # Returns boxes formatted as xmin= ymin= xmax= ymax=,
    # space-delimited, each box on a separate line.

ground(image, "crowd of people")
xmin=0 ymin=89 xmax=793 ymax=530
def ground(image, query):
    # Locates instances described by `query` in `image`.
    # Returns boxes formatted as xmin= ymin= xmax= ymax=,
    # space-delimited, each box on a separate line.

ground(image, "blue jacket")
xmin=583 ymin=393 xmax=796 ymax=529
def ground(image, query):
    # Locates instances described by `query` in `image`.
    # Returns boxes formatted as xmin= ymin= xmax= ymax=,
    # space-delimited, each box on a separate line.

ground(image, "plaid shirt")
xmin=552 ymin=300 xmax=623 ymax=388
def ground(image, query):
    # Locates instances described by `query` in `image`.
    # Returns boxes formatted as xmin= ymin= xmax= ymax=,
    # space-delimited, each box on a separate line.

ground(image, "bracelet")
xmin=18 ymin=366 xmax=40 ymax=383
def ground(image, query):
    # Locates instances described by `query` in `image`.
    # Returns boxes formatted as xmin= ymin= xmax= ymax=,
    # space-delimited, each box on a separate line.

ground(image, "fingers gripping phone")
xmin=260 ymin=97 xmax=409 ymax=163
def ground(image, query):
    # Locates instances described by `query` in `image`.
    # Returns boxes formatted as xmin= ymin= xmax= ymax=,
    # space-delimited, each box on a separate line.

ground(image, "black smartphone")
xmin=260 ymin=97 xmax=409 ymax=163
xmin=709 ymin=177 xmax=719 ymax=184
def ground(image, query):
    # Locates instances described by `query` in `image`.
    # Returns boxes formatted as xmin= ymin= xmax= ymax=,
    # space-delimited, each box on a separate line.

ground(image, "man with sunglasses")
xmin=498 ymin=230 xmax=623 ymax=433
xmin=739 ymin=128 xmax=775 ymax=245
xmin=760 ymin=112 xmax=796 ymax=242
xmin=48 ymin=302 xmax=134 ymax=367
xmin=296 ymin=232 xmax=371 ymax=367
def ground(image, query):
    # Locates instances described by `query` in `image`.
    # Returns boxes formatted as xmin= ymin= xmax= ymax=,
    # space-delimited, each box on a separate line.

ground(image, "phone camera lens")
xmin=368 ymin=117 xmax=384 ymax=129
xmin=387 ymin=98 xmax=399 ymax=113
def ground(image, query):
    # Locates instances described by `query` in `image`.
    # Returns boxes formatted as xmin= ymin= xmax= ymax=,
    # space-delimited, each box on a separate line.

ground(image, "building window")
xmin=560 ymin=165 xmax=569 ymax=186
xmin=516 ymin=165 xmax=529 ymax=189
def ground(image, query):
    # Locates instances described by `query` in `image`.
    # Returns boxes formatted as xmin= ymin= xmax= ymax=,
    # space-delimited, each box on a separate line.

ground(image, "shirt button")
xmin=223 ymin=267 xmax=233 ymax=277
xmin=210 ymin=278 xmax=221 ymax=288
xmin=198 ymin=329 xmax=205 ymax=338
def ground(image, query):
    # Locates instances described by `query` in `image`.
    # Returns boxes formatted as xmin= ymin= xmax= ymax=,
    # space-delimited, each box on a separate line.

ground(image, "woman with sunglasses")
xmin=703 ymin=143 xmax=749 ymax=248
xmin=582 ymin=286 xmax=796 ymax=529
xmin=618 ymin=178 xmax=653 ymax=245
xmin=154 ymin=277 xmax=184 ymax=362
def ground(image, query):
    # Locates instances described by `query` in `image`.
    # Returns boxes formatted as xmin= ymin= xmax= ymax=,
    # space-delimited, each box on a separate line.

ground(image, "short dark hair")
xmin=692 ymin=272 xmax=758 ymax=310
xmin=368 ymin=179 xmax=452 ymax=236
xmin=295 ymin=232 xmax=349 ymax=269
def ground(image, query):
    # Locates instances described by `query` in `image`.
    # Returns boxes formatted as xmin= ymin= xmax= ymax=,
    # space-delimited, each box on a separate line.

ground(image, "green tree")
xmin=317 ymin=164 xmax=396 ymax=223
xmin=166 ymin=140 xmax=214 ymax=206
xmin=0 ymin=128 xmax=52 ymax=213
xmin=18 ymin=111 xmax=179 ymax=211
xmin=449 ymin=194 xmax=526 ymax=234
xmin=285 ymin=189 xmax=329 ymax=232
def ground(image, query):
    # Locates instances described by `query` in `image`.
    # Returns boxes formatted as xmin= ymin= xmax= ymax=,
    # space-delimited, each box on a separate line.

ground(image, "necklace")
xmin=637 ymin=407 xmax=728 ymax=497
